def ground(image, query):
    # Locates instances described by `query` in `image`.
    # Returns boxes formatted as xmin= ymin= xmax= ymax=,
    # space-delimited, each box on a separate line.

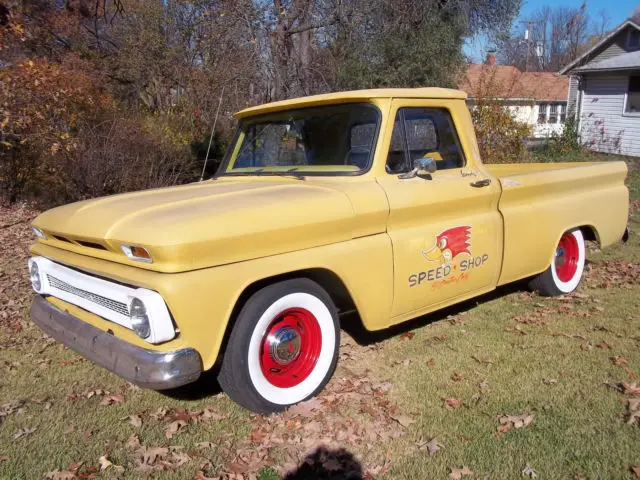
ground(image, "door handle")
xmin=470 ymin=178 xmax=491 ymax=188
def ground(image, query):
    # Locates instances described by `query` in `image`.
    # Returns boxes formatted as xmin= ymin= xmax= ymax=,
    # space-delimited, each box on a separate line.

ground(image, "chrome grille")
xmin=46 ymin=274 xmax=129 ymax=317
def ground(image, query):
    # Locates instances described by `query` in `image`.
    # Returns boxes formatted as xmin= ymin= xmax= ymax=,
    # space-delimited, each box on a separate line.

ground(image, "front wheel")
xmin=218 ymin=278 xmax=339 ymax=414
xmin=529 ymin=229 xmax=586 ymax=296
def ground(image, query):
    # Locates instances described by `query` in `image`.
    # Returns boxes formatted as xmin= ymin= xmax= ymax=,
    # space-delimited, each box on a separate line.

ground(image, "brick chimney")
xmin=486 ymin=50 xmax=497 ymax=66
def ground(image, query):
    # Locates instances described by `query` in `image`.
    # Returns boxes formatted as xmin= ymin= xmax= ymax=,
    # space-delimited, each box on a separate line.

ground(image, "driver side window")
xmin=386 ymin=108 xmax=465 ymax=174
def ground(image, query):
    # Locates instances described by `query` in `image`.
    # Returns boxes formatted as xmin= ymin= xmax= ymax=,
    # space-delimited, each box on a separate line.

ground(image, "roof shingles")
xmin=460 ymin=64 xmax=568 ymax=102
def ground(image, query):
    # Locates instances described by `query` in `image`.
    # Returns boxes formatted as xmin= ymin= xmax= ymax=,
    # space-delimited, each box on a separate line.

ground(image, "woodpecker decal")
xmin=409 ymin=225 xmax=489 ymax=288
xmin=422 ymin=226 xmax=472 ymax=265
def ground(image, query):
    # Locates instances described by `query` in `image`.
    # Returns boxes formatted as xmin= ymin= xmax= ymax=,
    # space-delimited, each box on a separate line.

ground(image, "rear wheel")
xmin=529 ymin=229 xmax=585 ymax=296
xmin=218 ymin=279 xmax=339 ymax=414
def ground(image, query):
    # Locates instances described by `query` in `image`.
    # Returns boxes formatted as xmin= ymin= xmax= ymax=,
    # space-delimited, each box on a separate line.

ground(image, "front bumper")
xmin=30 ymin=295 xmax=202 ymax=390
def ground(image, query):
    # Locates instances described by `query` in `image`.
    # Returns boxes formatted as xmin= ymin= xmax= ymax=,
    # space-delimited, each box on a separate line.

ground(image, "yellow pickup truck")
xmin=27 ymin=88 xmax=629 ymax=413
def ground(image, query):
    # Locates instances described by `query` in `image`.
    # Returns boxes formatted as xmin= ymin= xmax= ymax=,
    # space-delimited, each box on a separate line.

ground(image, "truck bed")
xmin=485 ymin=161 xmax=629 ymax=286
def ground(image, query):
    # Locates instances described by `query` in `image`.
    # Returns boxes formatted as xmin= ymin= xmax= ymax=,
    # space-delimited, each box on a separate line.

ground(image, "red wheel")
xmin=218 ymin=279 xmax=340 ymax=414
xmin=529 ymin=229 xmax=585 ymax=296
xmin=259 ymin=308 xmax=322 ymax=388
xmin=554 ymin=232 xmax=579 ymax=282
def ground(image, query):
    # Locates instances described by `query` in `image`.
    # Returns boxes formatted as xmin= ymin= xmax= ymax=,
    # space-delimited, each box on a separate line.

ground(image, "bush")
xmin=532 ymin=116 xmax=591 ymax=163
xmin=471 ymin=101 xmax=533 ymax=164
xmin=0 ymin=59 xmax=200 ymax=207
xmin=466 ymin=65 xmax=533 ymax=164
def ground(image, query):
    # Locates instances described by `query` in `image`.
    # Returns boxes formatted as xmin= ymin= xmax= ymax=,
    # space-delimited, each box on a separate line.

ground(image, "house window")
xmin=549 ymin=104 xmax=558 ymax=124
xmin=559 ymin=104 xmax=567 ymax=123
xmin=537 ymin=104 xmax=548 ymax=124
xmin=625 ymin=76 xmax=640 ymax=113
xmin=628 ymin=29 xmax=640 ymax=51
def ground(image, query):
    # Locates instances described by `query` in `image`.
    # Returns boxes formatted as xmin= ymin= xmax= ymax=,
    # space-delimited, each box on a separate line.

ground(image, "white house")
xmin=560 ymin=19 xmax=640 ymax=156
xmin=461 ymin=53 xmax=569 ymax=138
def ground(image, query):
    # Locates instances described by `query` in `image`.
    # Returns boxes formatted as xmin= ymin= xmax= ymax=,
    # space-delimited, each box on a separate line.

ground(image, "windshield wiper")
xmin=267 ymin=167 xmax=306 ymax=180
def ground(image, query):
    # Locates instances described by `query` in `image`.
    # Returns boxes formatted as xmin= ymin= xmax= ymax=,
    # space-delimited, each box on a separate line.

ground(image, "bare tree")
xmin=498 ymin=2 xmax=594 ymax=72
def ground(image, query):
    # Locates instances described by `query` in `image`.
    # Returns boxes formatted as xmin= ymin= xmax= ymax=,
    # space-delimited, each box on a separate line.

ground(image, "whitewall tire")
xmin=218 ymin=279 xmax=339 ymax=414
xmin=529 ymin=229 xmax=586 ymax=296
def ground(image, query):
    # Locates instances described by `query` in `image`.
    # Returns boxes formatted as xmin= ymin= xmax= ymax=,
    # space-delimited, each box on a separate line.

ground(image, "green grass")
xmin=1 ymin=155 xmax=639 ymax=479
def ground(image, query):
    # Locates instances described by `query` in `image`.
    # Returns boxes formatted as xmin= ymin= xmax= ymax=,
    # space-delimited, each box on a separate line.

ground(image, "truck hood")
xmin=32 ymin=179 xmax=356 ymax=272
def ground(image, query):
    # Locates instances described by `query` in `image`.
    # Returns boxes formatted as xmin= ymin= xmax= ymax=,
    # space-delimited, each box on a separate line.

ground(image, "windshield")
xmin=220 ymin=103 xmax=380 ymax=176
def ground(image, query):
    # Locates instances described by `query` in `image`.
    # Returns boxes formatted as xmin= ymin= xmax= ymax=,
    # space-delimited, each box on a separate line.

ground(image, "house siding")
xmin=567 ymin=75 xmax=580 ymax=117
xmin=580 ymin=73 xmax=640 ymax=156
xmin=575 ymin=28 xmax=633 ymax=69
xmin=592 ymin=31 xmax=628 ymax=61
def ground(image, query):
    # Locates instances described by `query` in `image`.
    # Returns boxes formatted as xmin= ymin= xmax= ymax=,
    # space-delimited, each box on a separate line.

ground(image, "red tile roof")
xmin=460 ymin=64 xmax=569 ymax=102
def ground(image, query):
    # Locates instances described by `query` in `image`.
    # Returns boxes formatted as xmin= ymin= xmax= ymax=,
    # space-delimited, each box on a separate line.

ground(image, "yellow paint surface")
xmin=30 ymin=89 xmax=629 ymax=370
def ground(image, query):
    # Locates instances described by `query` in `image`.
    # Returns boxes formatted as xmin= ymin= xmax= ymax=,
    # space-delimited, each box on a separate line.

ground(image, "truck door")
xmin=377 ymin=100 xmax=503 ymax=319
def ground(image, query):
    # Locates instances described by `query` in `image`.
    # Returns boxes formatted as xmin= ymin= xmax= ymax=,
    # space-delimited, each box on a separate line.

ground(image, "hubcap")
xmin=259 ymin=308 xmax=322 ymax=388
xmin=555 ymin=233 xmax=579 ymax=282
xmin=268 ymin=327 xmax=302 ymax=365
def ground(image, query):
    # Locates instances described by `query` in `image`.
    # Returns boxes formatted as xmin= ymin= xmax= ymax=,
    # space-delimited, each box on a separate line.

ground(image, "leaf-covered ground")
xmin=1 ymin=158 xmax=639 ymax=479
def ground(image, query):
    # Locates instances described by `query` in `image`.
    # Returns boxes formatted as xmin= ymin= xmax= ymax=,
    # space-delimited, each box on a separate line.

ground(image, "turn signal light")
xmin=121 ymin=244 xmax=152 ymax=263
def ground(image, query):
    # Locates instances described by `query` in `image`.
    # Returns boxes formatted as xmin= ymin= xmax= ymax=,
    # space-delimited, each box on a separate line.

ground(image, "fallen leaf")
xmin=426 ymin=358 xmax=436 ymax=366
xmin=471 ymin=355 xmax=493 ymax=365
xmin=287 ymin=397 xmax=322 ymax=418
xmin=0 ymin=455 xmax=7 ymax=462
xmin=390 ymin=413 xmax=415 ymax=428
xmin=498 ymin=413 xmax=534 ymax=433
xmin=627 ymin=398 xmax=640 ymax=425
xmin=443 ymin=397 xmax=462 ymax=409
xmin=165 ymin=419 xmax=187 ymax=439
xmin=399 ymin=332 xmax=415 ymax=340
xmin=99 ymin=395 xmax=123 ymax=406
xmin=612 ymin=356 xmax=628 ymax=366
xmin=581 ymin=342 xmax=593 ymax=351
xmin=425 ymin=438 xmax=443 ymax=457
xmin=85 ymin=389 xmax=106 ymax=399
xmin=126 ymin=414 xmax=142 ymax=428
xmin=138 ymin=446 xmax=169 ymax=466
xmin=12 ymin=427 xmax=36 ymax=440
xmin=522 ymin=463 xmax=538 ymax=478
xmin=631 ymin=465 xmax=640 ymax=479
xmin=98 ymin=454 xmax=123 ymax=473
xmin=622 ymin=383 xmax=640 ymax=395
xmin=450 ymin=465 xmax=474 ymax=479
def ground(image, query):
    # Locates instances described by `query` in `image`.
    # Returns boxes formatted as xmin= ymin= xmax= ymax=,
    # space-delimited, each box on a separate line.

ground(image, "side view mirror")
xmin=398 ymin=157 xmax=437 ymax=179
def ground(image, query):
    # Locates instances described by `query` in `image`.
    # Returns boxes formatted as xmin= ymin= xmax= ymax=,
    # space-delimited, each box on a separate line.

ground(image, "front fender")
xmin=32 ymin=234 xmax=394 ymax=370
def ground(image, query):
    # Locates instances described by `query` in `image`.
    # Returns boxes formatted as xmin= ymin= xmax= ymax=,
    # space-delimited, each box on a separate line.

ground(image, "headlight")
xmin=32 ymin=227 xmax=46 ymax=239
xmin=129 ymin=297 xmax=151 ymax=339
xmin=29 ymin=261 xmax=42 ymax=291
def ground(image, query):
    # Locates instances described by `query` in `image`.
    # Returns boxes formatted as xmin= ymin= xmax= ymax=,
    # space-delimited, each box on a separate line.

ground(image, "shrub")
xmin=532 ymin=116 xmax=593 ymax=163
xmin=465 ymin=65 xmax=533 ymax=164
xmin=471 ymin=101 xmax=533 ymax=164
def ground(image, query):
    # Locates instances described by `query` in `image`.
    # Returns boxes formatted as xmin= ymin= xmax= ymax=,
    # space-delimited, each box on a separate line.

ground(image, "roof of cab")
xmin=234 ymin=88 xmax=467 ymax=119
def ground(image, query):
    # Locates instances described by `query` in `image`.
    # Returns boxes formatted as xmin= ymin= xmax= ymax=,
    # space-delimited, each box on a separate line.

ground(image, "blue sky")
xmin=465 ymin=0 xmax=640 ymax=62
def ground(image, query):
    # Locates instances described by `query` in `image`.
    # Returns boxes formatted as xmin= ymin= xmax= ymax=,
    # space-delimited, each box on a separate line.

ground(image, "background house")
xmin=461 ymin=53 xmax=569 ymax=138
xmin=560 ymin=19 xmax=640 ymax=156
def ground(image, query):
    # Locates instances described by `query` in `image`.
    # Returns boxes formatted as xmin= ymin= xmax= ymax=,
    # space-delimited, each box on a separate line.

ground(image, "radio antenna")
xmin=200 ymin=85 xmax=225 ymax=181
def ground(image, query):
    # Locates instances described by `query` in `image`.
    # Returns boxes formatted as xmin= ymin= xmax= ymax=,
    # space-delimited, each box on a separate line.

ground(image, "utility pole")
xmin=519 ymin=20 xmax=542 ymax=72
xmin=520 ymin=20 xmax=535 ymax=72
